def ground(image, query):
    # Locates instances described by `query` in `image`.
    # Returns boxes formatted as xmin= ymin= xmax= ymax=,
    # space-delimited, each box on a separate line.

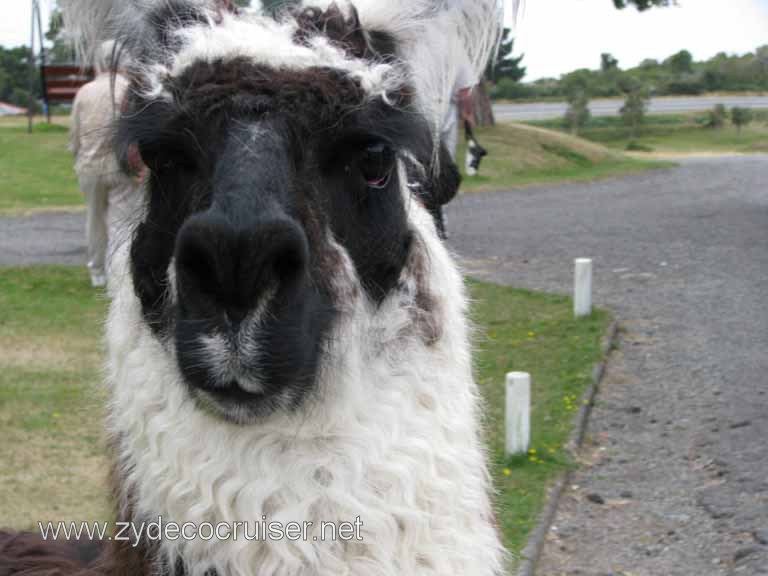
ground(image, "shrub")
xmin=731 ymin=107 xmax=754 ymax=135
xmin=625 ymin=141 xmax=654 ymax=152
xmin=703 ymin=104 xmax=727 ymax=129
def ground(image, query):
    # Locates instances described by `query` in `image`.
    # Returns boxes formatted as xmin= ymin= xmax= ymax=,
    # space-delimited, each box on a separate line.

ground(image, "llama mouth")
xmin=193 ymin=386 xmax=284 ymax=424
xmin=204 ymin=380 xmax=266 ymax=403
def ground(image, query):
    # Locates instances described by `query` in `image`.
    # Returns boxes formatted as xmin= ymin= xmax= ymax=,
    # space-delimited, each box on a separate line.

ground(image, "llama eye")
xmin=359 ymin=142 xmax=394 ymax=189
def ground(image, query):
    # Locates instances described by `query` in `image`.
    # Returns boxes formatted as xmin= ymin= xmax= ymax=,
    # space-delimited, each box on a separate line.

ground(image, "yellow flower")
xmin=528 ymin=448 xmax=537 ymax=455
xmin=528 ymin=457 xmax=536 ymax=462
xmin=503 ymin=468 xmax=511 ymax=476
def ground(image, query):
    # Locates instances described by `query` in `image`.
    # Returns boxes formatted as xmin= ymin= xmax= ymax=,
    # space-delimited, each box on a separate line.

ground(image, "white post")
xmin=505 ymin=372 xmax=531 ymax=456
xmin=574 ymin=258 xmax=593 ymax=318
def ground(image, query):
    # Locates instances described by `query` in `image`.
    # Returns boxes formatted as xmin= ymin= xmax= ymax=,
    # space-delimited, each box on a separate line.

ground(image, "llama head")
xmin=61 ymin=0 xmax=501 ymax=425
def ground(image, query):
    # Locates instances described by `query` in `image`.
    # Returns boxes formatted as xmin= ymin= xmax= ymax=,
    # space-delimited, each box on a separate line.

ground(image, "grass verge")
xmin=0 ymin=268 xmax=610 ymax=563
xmin=0 ymin=267 xmax=109 ymax=528
xmin=458 ymin=123 xmax=670 ymax=193
xmin=526 ymin=111 xmax=768 ymax=154
xmin=0 ymin=123 xmax=82 ymax=214
xmin=469 ymin=280 xmax=610 ymax=557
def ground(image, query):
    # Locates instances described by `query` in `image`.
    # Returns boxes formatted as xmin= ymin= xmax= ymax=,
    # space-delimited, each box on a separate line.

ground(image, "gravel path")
xmin=446 ymin=156 xmax=768 ymax=576
xmin=2 ymin=157 xmax=767 ymax=574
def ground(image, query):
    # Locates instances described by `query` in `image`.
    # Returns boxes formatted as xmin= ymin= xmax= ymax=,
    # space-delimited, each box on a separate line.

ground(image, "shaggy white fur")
xmin=106 ymin=173 xmax=504 ymax=575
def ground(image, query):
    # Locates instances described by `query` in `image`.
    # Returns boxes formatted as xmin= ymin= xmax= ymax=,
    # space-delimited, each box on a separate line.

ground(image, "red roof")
xmin=0 ymin=101 xmax=27 ymax=116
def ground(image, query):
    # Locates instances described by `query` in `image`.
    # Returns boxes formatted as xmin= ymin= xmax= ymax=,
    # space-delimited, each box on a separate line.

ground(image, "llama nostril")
xmin=175 ymin=212 xmax=308 ymax=317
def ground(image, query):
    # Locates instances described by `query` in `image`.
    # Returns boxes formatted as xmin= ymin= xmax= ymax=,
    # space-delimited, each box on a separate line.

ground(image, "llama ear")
xmin=349 ymin=0 xmax=515 ymax=141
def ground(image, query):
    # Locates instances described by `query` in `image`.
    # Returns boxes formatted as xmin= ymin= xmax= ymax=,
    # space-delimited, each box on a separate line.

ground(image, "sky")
xmin=2 ymin=0 xmax=768 ymax=81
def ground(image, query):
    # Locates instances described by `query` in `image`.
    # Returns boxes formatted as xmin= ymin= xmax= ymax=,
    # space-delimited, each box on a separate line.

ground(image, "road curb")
xmin=515 ymin=319 xmax=620 ymax=576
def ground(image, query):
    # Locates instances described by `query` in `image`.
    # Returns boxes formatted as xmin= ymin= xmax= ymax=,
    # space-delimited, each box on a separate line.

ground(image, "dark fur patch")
xmin=402 ymin=234 xmax=443 ymax=345
xmin=293 ymin=4 xmax=397 ymax=62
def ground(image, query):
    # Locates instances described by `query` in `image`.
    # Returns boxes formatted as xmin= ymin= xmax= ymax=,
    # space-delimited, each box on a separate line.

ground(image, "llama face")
xmin=116 ymin=5 xmax=455 ymax=423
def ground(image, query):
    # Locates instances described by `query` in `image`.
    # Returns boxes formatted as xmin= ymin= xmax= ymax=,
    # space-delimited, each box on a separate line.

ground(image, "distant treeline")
xmin=491 ymin=47 xmax=768 ymax=100
xmin=0 ymin=46 xmax=39 ymax=110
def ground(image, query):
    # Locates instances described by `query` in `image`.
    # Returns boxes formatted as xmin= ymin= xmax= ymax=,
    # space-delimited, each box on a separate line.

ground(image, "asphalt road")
xmin=494 ymin=95 xmax=768 ymax=121
xmin=1 ymin=156 xmax=767 ymax=574
xmin=446 ymin=155 xmax=768 ymax=575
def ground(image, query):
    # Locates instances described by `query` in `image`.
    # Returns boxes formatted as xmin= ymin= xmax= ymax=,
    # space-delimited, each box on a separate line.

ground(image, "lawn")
xmin=0 ymin=267 xmax=610 ymax=564
xmin=526 ymin=111 xmax=768 ymax=154
xmin=0 ymin=122 xmax=82 ymax=214
xmin=457 ymin=123 xmax=669 ymax=193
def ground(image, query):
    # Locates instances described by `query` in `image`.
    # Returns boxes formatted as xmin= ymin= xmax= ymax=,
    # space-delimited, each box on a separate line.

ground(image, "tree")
xmin=730 ymin=107 xmax=753 ymax=135
xmin=486 ymin=29 xmax=525 ymax=82
xmin=614 ymin=0 xmax=674 ymax=9
xmin=619 ymin=80 xmax=649 ymax=138
xmin=601 ymin=53 xmax=619 ymax=73
xmin=563 ymin=72 xmax=591 ymax=135
xmin=45 ymin=7 xmax=76 ymax=64
xmin=704 ymin=104 xmax=727 ymax=130
xmin=665 ymin=50 xmax=694 ymax=75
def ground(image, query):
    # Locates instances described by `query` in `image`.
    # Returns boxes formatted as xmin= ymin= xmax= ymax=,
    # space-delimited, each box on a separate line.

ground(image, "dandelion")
xmin=528 ymin=448 xmax=537 ymax=455
xmin=503 ymin=468 xmax=511 ymax=477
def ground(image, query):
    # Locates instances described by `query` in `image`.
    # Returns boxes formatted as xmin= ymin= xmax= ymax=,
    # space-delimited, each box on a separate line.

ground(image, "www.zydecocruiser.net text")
xmin=39 ymin=516 xmax=365 ymax=547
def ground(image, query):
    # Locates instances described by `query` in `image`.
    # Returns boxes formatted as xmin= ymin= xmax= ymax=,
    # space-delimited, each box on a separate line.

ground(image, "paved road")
xmin=447 ymin=156 xmax=768 ymax=575
xmin=494 ymin=95 xmax=768 ymax=121
xmin=0 ymin=211 xmax=86 ymax=267
xmin=2 ymin=157 xmax=768 ymax=574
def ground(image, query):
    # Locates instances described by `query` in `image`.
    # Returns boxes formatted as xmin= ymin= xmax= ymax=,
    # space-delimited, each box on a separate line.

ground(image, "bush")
xmin=8 ymin=88 xmax=41 ymax=114
xmin=731 ymin=107 xmax=754 ymax=134
xmin=703 ymin=104 xmax=727 ymax=129
xmin=625 ymin=141 xmax=654 ymax=152
xmin=564 ymin=95 xmax=590 ymax=135
xmin=490 ymin=78 xmax=535 ymax=100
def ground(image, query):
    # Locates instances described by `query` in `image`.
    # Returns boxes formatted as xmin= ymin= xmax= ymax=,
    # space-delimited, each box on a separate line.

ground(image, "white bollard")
xmin=574 ymin=258 xmax=593 ymax=318
xmin=505 ymin=372 xmax=531 ymax=456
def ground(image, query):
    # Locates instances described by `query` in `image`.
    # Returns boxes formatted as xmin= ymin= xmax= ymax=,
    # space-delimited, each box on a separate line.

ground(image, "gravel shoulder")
xmin=447 ymin=155 xmax=768 ymax=575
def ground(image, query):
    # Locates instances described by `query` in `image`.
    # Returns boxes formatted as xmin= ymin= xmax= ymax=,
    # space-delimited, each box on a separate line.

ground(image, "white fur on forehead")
xmin=165 ymin=13 xmax=402 ymax=96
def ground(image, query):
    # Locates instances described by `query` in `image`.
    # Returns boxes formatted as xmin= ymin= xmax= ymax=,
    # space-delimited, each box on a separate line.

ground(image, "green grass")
xmin=0 ymin=123 xmax=82 ymax=214
xmin=458 ymin=124 xmax=669 ymax=193
xmin=526 ymin=111 xmax=768 ymax=154
xmin=469 ymin=280 xmax=610 ymax=556
xmin=0 ymin=266 xmax=611 ymax=563
xmin=0 ymin=267 xmax=109 ymax=527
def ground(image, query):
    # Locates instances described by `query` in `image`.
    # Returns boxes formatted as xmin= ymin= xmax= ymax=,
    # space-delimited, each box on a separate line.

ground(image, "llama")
xmin=1 ymin=1 xmax=509 ymax=574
